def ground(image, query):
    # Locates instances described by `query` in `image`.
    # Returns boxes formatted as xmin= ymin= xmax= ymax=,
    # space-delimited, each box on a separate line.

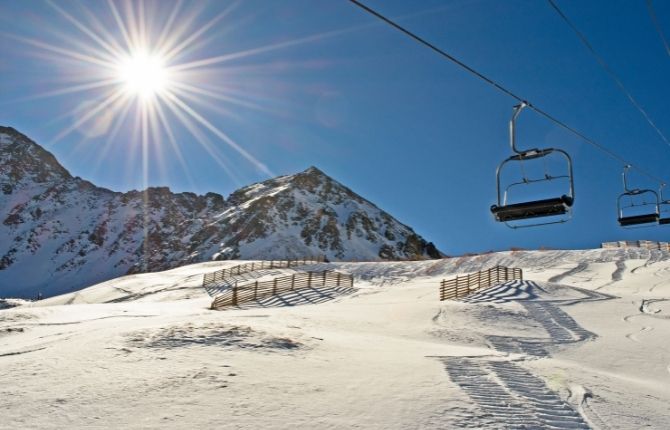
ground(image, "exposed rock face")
xmin=0 ymin=126 xmax=442 ymax=298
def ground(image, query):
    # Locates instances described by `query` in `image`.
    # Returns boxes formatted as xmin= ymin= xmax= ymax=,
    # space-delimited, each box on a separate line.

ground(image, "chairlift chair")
xmin=658 ymin=183 xmax=670 ymax=225
xmin=490 ymin=102 xmax=575 ymax=228
xmin=617 ymin=165 xmax=659 ymax=227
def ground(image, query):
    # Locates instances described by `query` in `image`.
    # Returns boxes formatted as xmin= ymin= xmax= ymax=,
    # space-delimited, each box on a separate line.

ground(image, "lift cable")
xmin=548 ymin=0 xmax=670 ymax=150
xmin=347 ymin=0 xmax=668 ymax=185
xmin=645 ymin=0 xmax=670 ymax=58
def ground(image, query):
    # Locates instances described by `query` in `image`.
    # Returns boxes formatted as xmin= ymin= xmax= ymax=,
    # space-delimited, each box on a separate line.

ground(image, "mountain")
xmin=0 ymin=126 xmax=441 ymax=298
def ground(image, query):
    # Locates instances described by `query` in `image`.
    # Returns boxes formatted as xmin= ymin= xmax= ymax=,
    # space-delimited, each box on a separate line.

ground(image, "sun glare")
xmin=17 ymin=0 xmax=315 ymax=179
xmin=118 ymin=51 xmax=168 ymax=98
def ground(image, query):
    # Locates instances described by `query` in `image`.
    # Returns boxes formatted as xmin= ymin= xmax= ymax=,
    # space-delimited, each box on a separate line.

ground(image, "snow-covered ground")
xmin=1 ymin=248 xmax=669 ymax=429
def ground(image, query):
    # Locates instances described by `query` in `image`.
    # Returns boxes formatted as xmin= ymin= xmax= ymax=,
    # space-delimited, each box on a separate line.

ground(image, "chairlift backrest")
xmin=491 ymin=102 xmax=575 ymax=229
xmin=617 ymin=166 xmax=659 ymax=227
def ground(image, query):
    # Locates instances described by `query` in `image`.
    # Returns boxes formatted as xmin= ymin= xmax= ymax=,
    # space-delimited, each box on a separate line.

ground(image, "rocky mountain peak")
xmin=1 ymin=127 xmax=442 ymax=298
xmin=291 ymin=165 xmax=336 ymax=187
xmin=0 ymin=126 xmax=72 ymax=186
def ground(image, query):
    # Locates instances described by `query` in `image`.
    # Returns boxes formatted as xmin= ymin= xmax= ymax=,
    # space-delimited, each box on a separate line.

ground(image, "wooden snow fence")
xmin=210 ymin=270 xmax=353 ymax=309
xmin=202 ymin=257 xmax=325 ymax=293
xmin=439 ymin=265 xmax=522 ymax=301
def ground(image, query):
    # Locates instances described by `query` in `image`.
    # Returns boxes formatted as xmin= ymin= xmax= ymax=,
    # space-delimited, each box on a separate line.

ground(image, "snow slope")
xmin=1 ymin=248 xmax=669 ymax=429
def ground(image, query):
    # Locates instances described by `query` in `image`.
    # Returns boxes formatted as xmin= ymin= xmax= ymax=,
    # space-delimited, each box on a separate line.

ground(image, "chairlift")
xmin=490 ymin=102 xmax=575 ymax=228
xmin=658 ymin=183 xmax=670 ymax=225
xmin=617 ymin=165 xmax=659 ymax=227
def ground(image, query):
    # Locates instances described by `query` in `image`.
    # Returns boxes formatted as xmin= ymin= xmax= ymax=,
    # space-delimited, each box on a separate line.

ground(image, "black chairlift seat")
xmin=618 ymin=213 xmax=659 ymax=226
xmin=616 ymin=167 xmax=662 ymax=228
xmin=491 ymin=103 xmax=575 ymax=228
xmin=491 ymin=195 xmax=574 ymax=222
xmin=659 ymin=217 xmax=670 ymax=225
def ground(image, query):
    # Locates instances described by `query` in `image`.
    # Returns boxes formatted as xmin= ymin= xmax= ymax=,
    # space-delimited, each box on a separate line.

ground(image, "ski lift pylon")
xmin=617 ymin=165 xmax=659 ymax=227
xmin=490 ymin=102 xmax=575 ymax=228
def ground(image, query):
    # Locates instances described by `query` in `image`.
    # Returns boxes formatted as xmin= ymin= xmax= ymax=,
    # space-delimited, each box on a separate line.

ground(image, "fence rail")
xmin=211 ymin=270 xmax=353 ymax=309
xmin=439 ymin=265 xmax=522 ymax=301
xmin=202 ymin=257 xmax=325 ymax=293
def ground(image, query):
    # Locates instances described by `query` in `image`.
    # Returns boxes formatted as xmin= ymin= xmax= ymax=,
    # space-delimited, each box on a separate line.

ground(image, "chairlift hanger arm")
xmin=660 ymin=182 xmax=669 ymax=203
xmin=510 ymin=102 xmax=541 ymax=156
xmin=622 ymin=164 xmax=634 ymax=193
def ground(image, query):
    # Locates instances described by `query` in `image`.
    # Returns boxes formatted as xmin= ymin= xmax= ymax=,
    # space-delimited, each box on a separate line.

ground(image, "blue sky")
xmin=1 ymin=0 xmax=670 ymax=255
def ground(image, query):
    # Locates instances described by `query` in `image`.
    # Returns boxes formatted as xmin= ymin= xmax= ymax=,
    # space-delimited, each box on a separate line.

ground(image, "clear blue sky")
xmin=1 ymin=0 xmax=669 ymax=255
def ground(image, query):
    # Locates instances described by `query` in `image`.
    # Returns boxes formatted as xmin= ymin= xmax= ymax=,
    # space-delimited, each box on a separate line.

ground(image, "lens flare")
xmin=10 ymin=0 xmax=357 ymax=183
xmin=118 ymin=51 xmax=168 ymax=98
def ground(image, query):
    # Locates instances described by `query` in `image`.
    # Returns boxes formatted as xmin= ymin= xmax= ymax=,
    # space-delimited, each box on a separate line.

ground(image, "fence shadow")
xmin=233 ymin=285 xmax=356 ymax=309
xmin=459 ymin=280 xmax=540 ymax=304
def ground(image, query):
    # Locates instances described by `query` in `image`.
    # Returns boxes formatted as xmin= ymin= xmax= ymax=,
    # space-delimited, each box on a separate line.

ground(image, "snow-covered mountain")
xmin=0 ymin=126 xmax=440 ymax=298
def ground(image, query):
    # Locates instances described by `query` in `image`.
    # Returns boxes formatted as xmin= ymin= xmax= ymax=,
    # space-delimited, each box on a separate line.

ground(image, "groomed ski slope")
xmin=1 ymin=248 xmax=669 ymax=429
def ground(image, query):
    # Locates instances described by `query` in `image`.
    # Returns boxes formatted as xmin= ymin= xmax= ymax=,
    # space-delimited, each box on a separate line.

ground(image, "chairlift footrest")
xmin=618 ymin=213 xmax=660 ymax=226
xmin=491 ymin=196 xmax=573 ymax=222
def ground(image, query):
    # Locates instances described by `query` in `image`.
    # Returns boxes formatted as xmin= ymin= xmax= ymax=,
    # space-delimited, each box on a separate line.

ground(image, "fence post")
xmin=504 ymin=266 xmax=508 ymax=281
xmin=337 ymin=272 xmax=341 ymax=286
xmin=273 ymin=278 xmax=278 ymax=295
xmin=322 ymin=270 xmax=327 ymax=285
xmin=232 ymin=282 xmax=238 ymax=306
xmin=254 ymin=280 xmax=258 ymax=300
xmin=291 ymin=274 xmax=295 ymax=290
xmin=308 ymin=271 xmax=313 ymax=287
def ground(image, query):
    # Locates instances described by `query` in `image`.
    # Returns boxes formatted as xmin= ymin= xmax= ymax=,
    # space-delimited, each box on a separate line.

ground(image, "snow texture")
xmin=1 ymin=247 xmax=669 ymax=428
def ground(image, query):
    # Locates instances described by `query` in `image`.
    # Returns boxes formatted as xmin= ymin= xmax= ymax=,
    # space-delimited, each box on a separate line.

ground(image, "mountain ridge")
xmin=0 ymin=126 xmax=441 ymax=298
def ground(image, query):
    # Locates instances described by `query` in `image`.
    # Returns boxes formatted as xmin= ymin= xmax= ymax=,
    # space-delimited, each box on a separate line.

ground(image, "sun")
xmin=117 ymin=50 xmax=168 ymax=98
xmin=15 ymin=0 xmax=293 ymax=178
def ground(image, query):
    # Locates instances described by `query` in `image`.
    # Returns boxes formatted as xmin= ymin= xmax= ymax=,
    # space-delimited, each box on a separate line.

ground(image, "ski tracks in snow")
xmin=443 ymin=358 xmax=590 ymax=429
xmin=436 ymin=281 xmax=612 ymax=429
xmin=548 ymin=262 xmax=589 ymax=284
